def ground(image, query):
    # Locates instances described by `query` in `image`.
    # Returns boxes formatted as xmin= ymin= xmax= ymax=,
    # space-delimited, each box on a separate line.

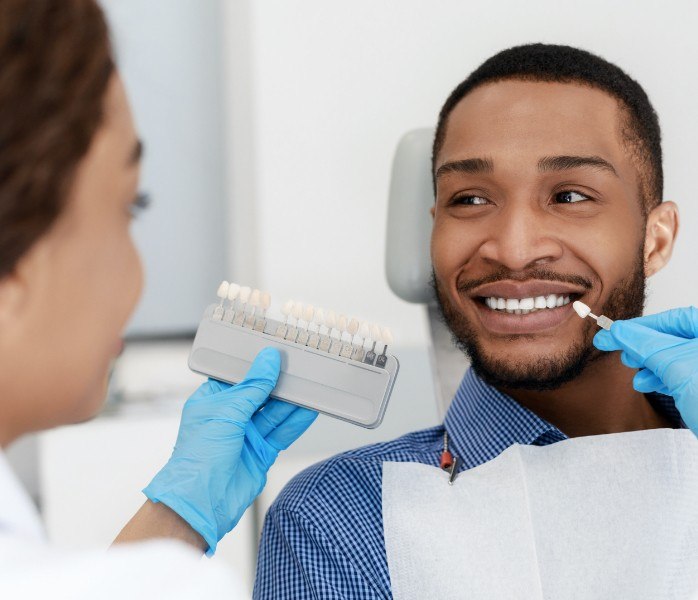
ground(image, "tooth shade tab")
xmin=314 ymin=308 xmax=325 ymax=325
xmin=573 ymin=301 xmax=592 ymax=318
xmin=281 ymin=300 xmax=294 ymax=316
xmin=239 ymin=286 xmax=252 ymax=303
xmin=359 ymin=322 xmax=370 ymax=338
xmin=337 ymin=315 xmax=348 ymax=331
xmin=381 ymin=327 xmax=394 ymax=345
xmin=227 ymin=283 xmax=241 ymax=301
xmin=303 ymin=305 xmax=315 ymax=322
xmin=370 ymin=323 xmax=381 ymax=340
xmin=291 ymin=303 xmax=303 ymax=320
xmin=217 ymin=281 xmax=230 ymax=298
xmin=261 ymin=292 xmax=271 ymax=310
xmin=348 ymin=318 xmax=360 ymax=335
xmin=326 ymin=310 xmax=337 ymax=329
xmin=249 ymin=289 xmax=261 ymax=306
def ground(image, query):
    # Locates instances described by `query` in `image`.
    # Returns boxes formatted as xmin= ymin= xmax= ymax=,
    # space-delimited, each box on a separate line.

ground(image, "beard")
xmin=432 ymin=251 xmax=646 ymax=392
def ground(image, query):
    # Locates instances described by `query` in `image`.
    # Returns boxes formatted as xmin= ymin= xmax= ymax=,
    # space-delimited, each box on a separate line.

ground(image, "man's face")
xmin=431 ymin=80 xmax=647 ymax=390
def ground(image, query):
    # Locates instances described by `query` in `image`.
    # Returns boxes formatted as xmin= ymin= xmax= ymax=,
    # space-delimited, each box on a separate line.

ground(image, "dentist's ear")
xmin=644 ymin=201 xmax=679 ymax=277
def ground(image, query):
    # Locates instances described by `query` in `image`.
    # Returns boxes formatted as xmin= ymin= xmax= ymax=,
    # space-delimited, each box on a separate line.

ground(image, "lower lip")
xmin=473 ymin=300 xmax=576 ymax=334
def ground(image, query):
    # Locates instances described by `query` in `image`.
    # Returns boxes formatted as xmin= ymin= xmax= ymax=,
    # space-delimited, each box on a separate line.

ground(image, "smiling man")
xmin=253 ymin=44 xmax=683 ymax=599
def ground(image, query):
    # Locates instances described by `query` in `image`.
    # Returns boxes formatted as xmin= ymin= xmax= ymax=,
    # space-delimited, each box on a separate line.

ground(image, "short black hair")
xmin=432 ymin=43 xmax=662 ymax=214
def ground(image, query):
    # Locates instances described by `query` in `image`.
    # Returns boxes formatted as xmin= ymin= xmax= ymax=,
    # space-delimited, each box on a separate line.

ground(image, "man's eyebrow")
xmin=435 ymin=157 xmax=494 ymax=179
xmin=537 ymin=155 xmax=617 ymax=176
xmin=128 ymin=139 xmax=144 ymax=166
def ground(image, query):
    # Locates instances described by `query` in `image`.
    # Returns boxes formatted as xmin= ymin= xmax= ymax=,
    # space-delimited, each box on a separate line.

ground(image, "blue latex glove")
xmin=593 ymin=306 xmax=698 ymax=435
xmin=143 ymin=347 xmax=317 ymax=555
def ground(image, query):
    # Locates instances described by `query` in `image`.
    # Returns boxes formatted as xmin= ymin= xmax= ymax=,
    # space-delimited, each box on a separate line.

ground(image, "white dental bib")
xmin=382 ymin=429 xmax=698 ymax=599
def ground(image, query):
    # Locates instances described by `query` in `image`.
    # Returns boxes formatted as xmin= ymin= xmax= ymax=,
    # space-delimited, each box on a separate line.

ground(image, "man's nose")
xmin=477 ymin=204 xmax=564 ymax=271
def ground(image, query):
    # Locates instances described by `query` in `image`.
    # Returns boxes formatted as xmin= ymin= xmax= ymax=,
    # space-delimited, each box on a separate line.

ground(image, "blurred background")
xmin=6 ymin=0 xmax=698 ymax=593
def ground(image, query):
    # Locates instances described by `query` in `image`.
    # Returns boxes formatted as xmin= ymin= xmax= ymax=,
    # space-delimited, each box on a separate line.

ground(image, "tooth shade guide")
xmin=209 ymin=282 xmax=396 ymax=368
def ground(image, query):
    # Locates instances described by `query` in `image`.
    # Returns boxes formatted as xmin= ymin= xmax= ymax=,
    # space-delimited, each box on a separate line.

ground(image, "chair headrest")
xmin=385 ymin=128 xmax=435 ymax=304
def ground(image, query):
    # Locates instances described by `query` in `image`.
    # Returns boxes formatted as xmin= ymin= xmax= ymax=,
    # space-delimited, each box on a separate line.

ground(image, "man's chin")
xmin=460 ymin=339 xmax=599 ymax=392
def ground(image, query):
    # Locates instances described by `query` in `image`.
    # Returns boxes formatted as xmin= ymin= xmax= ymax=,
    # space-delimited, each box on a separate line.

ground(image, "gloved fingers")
xmin=622 ymin=307 xmax=698 ymax=339
xmin=633 ymin=368 xmax=670 ymax=395
xmin=206 ymin=378 xmax=233 ymax=394
xmin=251 ymin=399 xmax=298 ymax=437
xmin=225 ymin=347 xmax=282 ymax=418
xmin=593 ymin=321 xmax=686 ymax=364
xmin=263 ymin=407 xmax=318 ymax=451
xmin=620 ymin=351 xmax=643 ymax=370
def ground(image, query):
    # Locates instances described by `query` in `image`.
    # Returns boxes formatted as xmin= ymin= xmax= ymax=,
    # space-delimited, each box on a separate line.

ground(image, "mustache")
xmin=455 ymin=267 xmax=594 ymax=295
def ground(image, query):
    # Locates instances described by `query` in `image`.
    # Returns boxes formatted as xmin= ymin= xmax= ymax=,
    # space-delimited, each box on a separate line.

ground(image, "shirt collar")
xmin=443 ymin=369 xmax=566 ymax=469
xmin=0 ymin=450 xmax=44 ymax=541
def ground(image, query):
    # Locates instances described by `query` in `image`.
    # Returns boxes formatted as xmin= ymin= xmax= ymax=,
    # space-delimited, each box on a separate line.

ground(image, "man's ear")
xmin=644 ymin=201 xmax=679 ymax=277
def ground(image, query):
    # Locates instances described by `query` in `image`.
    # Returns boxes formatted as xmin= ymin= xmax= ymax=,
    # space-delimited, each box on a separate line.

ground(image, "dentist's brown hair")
xmin=0 ymin=0 xmax=114 ymax=278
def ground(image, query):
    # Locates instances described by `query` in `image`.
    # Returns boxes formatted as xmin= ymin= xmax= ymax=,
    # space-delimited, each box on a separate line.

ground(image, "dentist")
xmin=0 ymin=0 xmax=316 ymax=596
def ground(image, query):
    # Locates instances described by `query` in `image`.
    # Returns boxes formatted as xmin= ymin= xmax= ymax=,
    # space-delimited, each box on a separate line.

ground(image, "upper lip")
xmin=466 ymin=280 xmax=588 ymax=299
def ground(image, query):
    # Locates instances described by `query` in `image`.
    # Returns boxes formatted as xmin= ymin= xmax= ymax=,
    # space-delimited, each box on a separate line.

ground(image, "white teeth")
xmin=485 ymin=293 xmax=575 ymax=313
xmin=519 ymin=298 xmax=535 ymax=310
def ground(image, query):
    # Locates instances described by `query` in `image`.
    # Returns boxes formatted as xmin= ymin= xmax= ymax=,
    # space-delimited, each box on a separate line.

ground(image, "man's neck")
xmin=501 ymin=354 xmax=673 ymax=438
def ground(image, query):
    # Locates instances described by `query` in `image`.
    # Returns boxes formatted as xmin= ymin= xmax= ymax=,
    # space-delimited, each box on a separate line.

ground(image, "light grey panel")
xmin=100 ymin=1 xmax=227 ymax=336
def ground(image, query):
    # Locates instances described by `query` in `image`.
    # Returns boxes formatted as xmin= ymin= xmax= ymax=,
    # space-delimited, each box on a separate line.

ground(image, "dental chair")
xmin=385 ymin=128 xmax=469 ymax=418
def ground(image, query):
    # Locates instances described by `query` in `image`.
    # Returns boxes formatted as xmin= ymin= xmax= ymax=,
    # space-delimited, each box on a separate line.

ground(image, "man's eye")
xmin=452 ymin=195 xmax=489 ymax=206
xmin=555 ymin=190 xmax=589 ymax=204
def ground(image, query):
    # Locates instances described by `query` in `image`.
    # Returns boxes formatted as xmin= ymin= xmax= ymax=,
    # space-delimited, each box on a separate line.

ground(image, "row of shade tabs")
xmin=212 ymin=281 xmax=394 ymax=368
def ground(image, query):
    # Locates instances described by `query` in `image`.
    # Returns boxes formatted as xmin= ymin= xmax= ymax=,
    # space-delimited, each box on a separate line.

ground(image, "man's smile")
xmin=460 ymin=279 xmax=591 ymax=335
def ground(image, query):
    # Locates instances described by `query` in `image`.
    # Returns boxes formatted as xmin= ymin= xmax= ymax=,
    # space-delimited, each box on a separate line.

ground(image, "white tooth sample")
xmin=381 ymin=327 xmax=394 ymax=346
xmin=497 ymin=298 xmax=506 ymax=310
xmin=314 ymin=308 xmax=325 ymax=326
xmin=573 ymin=300 xmax=592 ymax=318
xmin=370 ymin=323 xmax=381 ymax=341
xmin=228 ymin=283 xmax=241 ymax=301
xmin=337 ymin=314 xmax=348 ymax=332
xmin=239 ymin=286 xmax=252 ymax=303
xmin=326 ymin=310 xmax=337 ymax=329
xmin=348 ymin=318 xmax=360 ymax=336
xmin=534 ymin=296 xmax=547 ymax=309
xmin=281 ymin=299 xmax=294 ymax=318
xmin=303 ymin=304 xmax=315 ymax=323
xmin=217 ymin=281 xmax=230 ymax=299
xmin=556 ymin=295 xmax=564 ymax=307
xmin=249 ymin=289 xmax=261 ymax=307
xmin=359 ymin=321 xmax=370 ymax=339
xmin=546 ymin=294 xmax=557 ymax=309
xmin=519 ymin=297 xmax=535 ymax=310
xmin=292 ymin=303 xmax=303 ymax=321
xmin=261 ymin=292 xmax=271 ymax=311
xmin=506 ymin=298 xmax=519 ymax=310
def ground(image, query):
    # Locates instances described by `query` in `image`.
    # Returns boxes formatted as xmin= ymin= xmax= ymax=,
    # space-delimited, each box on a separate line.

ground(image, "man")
xmin=253 ymin=44 xmax=687 ymax=598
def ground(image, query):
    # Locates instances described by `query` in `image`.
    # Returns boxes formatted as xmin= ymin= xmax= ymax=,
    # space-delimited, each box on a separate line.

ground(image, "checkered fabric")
xmin=253 ymin=368 xmax=683 ymax=599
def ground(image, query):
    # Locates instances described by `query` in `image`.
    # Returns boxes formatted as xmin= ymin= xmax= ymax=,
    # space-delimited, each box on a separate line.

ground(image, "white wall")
xmin=223 ymin=0 xmax=698 ymax=350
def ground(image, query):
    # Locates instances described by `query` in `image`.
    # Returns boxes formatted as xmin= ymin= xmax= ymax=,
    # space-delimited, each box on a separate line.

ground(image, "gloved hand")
xmin=593 ymin=306 xmax=698 ymax=435
xmin=143 ymin=347 xmax=317 ymax=555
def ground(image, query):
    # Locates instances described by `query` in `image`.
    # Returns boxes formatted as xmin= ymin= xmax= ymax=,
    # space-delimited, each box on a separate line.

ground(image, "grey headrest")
xmin=385 ymin=128 xmax=436 ymax=304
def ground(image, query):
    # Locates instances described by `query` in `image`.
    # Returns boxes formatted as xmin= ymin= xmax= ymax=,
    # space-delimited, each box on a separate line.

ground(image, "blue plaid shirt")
xmin=253 ymin=368 xmax=682 ymax=599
